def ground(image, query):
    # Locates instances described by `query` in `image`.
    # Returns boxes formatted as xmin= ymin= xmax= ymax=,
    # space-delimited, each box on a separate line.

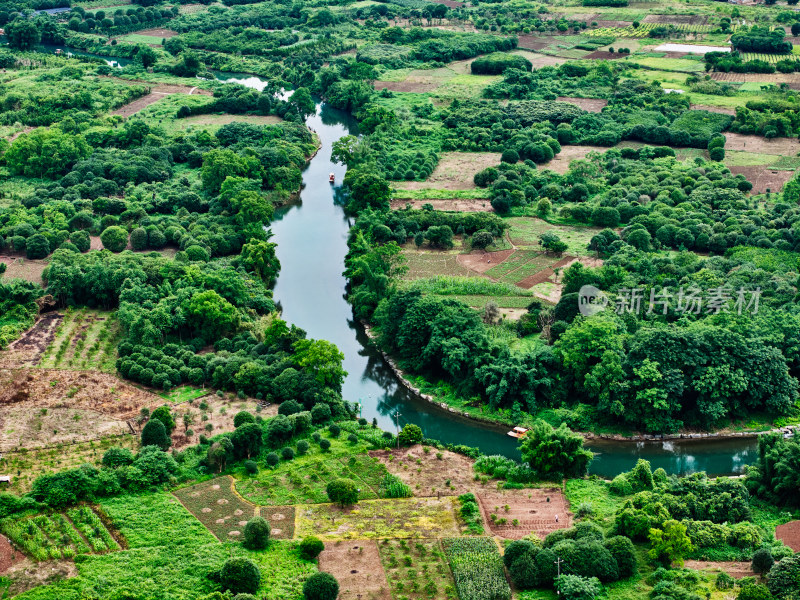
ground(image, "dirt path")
xmin=112 ymin=92 xmax=171 ymax=117
xmin=106 ymin=78 xmax=212 ymax=117
xmin=684 ymin=560 xmax=753 ymax=579
xmin=7 ymin=126 xmax=34 ymax=143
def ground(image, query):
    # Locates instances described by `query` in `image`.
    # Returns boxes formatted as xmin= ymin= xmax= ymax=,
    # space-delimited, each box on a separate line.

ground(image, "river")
xmin=39 ymin=47 xmax=760 ymax=478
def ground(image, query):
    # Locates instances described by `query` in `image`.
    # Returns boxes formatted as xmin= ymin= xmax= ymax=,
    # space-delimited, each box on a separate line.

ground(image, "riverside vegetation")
xmin=3 ymin=0 xmax=800 ymax=597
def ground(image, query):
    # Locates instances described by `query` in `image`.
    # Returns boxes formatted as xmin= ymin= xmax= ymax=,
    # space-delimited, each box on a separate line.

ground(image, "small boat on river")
xmin=329 ymin=173 xmax=335 ymax=184
xmin=507 ymin=427 xmax=528 ymax=439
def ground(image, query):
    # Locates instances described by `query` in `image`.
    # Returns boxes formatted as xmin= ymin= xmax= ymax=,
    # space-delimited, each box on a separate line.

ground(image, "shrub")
xmin=328 ymin=423 xmax=341 ymax=437
xmin=326 ymin=478 xmax=359 ymax=506
xmin=234 ymin=411 xmax=255 ymax=427
xmin=100 ymin=226 xmax=128 ymax=252
xmin=299 ymin=536 xmax=325 ymax=560
xmin=398 ymin=424 xmax=423 ymax=446
xmin=503 ymin=539 xmax=538 ymax=568
xmin=279 ymin=399 xmax=303 ymax=416
xmin=266 ymin=452 xmax=279 ymax=467
xmin=219 ymin=557 xmax=261 ymax=594
xmin=244 ymin=460 xmax=258 ymax=475
xmin=381 ymin=473 xmax=412 ymax=498
xmin=768 ymin=555 xmax=800 ymax=598
xmin=319 ymin=438 xmax=331 ymax=451
xmin=26 ymin=234 xmax=50 ymax=259
xmin=610 ymin=474 xmax=633 ymax=496
xmin=303 ymin=572 xmax=339 ymax=600
xmin=715 ymin=572 xmax=734 ymax=590
xmin=141 ymin=419 xmax=170 ymax=450
xmin=242 ymin=516 xmax=270 ymax=550
xmin=752 ymin=548 xmax=774 ymax=574
xmin=555 ymin=574 xmax=602 ymax=600
xmin=102 ymin=447 xmax=134 ymax=468
xmin=281 ymin=447 xmax=295 ymax=460
xmin=739 ymin=584 xmax=774 ymax=600
xmin=347 ymin=433 xmax=358 ymax=443
xmin=604 ymin=536 xmax=637 ymax=578
xmin=297 ymin=440 xmax=310 ymax=455
xmin=311 ymin=403 xmax=331 ymax=423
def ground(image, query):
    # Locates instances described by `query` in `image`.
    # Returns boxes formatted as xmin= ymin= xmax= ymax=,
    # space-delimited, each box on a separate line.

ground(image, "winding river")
xmin=266 ymin=102 xmax=759 ymax=479
xmin=40 ymin=49 xmax=761 ymax=477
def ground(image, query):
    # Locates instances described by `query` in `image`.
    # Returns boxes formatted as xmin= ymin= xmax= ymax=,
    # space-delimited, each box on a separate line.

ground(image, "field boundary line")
xmin=227 ymin=475 xmax=258 ymax=508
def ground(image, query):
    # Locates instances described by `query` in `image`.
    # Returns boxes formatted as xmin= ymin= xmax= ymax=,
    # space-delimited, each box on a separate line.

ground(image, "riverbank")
xmin=361 ymin=321 xmax=798 ymax=445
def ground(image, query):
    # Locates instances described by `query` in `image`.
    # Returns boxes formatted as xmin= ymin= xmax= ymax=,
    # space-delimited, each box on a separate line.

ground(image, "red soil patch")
xmin=684 ymin=560 xmax=753 ymax=579
xmin=390 ymin=199 xmax=493 ymax=212
xmin=776 ymin=520 xmax=800 ymax=552
xmin=585 ymin=51 xmax=625 ymax=60
xmin=0 ymin=535 xmax=25 ymax=573
xmin=557 ymin=97 xmax=607 ymax=113
xmin=728 ymin=166 xmax=795 ymax=195
xmin=318 ymin=540 xmax=391 ymax=600
xmin=724 ymin=133 xmax=800 ymax=156
xmin=515 ymin=255 xmax=577 ymax=289
xmin=458 ymin=249 xmax=515 ymax=274
xmin=0 ymin=368 xmax=159 ymax=422
xmin=517 ymin=35 xmax=550 ymax=51
xmin=370 ymin=445 xmax=497 ymax=497
xmin=131 ymin=27 xmax=178 ymax=38
xmin=112 ymin=92 xmax=171 ymax=117
xmin=373 ymin=80 xmax=439 ymax=93
xmin=477 ymin=488 xmax=572 ymax=540
xmin=690 ymin=104 xmax=735 ymax=115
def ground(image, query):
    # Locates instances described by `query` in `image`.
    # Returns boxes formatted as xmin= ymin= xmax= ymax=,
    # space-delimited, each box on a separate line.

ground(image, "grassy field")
xmin=38 ymin=309 xmax=120 ymax=372
xmin=296 ymin=496 xmax=461 ymax=540
xmin=118 ymin=34 xmax=164 ymax=45
xmin=235 ymin=436 xmax=389 ymax=506
xmin=507 ymin=217 xmax=601 ymax=257
xmin=0 ymin=435 xmax=138 ymax=494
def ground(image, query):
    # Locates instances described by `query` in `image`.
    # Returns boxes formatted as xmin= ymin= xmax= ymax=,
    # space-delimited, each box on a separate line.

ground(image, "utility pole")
xmin=393 ymin=410 xmax=402 ymax=449
xmin=554 ymin=558 xmax=564 ymax=595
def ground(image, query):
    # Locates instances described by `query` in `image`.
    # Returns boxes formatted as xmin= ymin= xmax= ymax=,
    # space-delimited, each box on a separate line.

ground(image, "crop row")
xmin=442 ymin=537 xmax=511 ymax=600
xmin=1 ymin=508 xmax=117 ymax=561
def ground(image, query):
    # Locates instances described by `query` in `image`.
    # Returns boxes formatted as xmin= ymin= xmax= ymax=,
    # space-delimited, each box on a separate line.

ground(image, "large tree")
xmin=519 ymin=420 xmax=593 ymax=480
xmin=6 ymin=19 xmax=40 ymax=51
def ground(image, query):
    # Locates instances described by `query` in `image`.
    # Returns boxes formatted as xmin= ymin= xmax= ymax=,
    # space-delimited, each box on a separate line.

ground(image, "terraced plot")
xmin=1 ymin=506 xmax=120 ymax=561
xmin=38 ymin=309 xmax=121 ymax=373
xmin=236 ymin=453 xmax=388 ymax=506
xmin=173 ymin=476 xmax=256 ymax=541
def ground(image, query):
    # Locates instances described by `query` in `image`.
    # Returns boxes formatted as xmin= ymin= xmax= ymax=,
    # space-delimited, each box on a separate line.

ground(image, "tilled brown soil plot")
xmin=728 ymin=166 xmax=794 ymax=195
xmin=776 ymin=520 xmax=800 ymax=552
xmin=477 ymin=488 xmax=572 ymax=540
xmin=370 ymin=445 xmax=499 ymax=496
xmin=0 ymin=312 xmax=62 ymax=368
xmin=319 ymin=540 xmax=392 ymax=600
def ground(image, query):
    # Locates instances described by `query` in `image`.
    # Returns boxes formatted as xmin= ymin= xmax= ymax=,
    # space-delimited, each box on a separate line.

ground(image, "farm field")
xmin=37 ymin=309 xmax=121 ymax=373
xmin=235 ymin=437 xmax=389 ymax=505
xmin=296 ymin=496 xmax=462 ymax=540
xmin=378 ymin=538 xmax=457 ymax=600
xmin=5 ymin=0 xmax=800 ymax=598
